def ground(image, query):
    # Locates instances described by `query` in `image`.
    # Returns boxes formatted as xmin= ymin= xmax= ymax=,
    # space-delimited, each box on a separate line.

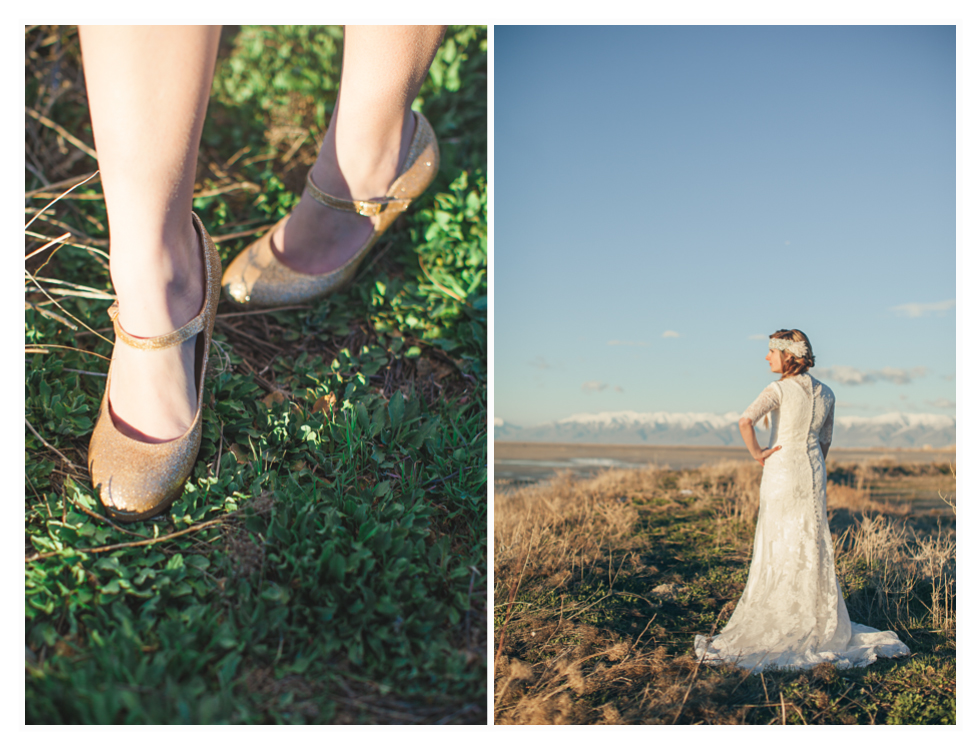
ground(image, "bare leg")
xmin=79 ymin=25 xmax=220 ymax=441
xmin=272 ymin=25 xmax=446 ymax=274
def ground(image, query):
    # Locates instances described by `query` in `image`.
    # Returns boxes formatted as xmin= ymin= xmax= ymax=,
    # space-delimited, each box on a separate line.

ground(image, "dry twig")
xmin=25 ymin=106 xmax=97 ymax=160
xmin=25 ymin=416 xmax=82 ymax=471
xmin=26 ymin=517 xmax=229 ymax=563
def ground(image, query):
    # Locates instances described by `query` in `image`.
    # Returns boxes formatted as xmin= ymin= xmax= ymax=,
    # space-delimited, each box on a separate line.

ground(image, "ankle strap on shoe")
xmin=305 ymin=172 xmax=411 ymax=217
xmin=107 ymin=301 xmax=205 ymax=351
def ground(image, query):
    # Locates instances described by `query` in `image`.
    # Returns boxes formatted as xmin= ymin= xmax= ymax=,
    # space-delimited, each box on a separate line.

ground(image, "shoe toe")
xmin=224 ymin=276 xmax=252 ymax=306
xmin=221 ymin=242 xmax=259 ymax=305
xmin=88 ymin=417 xmax=201 ymax=520
xmin=221 ymin=219 xmax=290 ymax=307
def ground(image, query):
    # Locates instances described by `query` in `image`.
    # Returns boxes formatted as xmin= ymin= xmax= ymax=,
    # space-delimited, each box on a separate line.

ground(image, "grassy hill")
xmin=494 ymin=460 xmax=955 ymax=724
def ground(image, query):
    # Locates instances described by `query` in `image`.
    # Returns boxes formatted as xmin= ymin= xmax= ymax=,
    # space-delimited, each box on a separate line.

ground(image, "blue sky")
xmin=494 ymin=25 xmax=956 ymax=427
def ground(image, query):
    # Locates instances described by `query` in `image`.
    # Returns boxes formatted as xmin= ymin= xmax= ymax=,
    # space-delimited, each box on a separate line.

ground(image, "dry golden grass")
xmin=495 ymin=469 xmax=644 ymax=591
xmin=835 ymin=510 xmax=956 ymax=644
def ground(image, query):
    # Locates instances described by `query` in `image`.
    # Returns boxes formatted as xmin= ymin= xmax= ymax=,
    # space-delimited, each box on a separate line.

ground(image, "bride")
xmin=694 ymin=329 xmax=910 ymax=672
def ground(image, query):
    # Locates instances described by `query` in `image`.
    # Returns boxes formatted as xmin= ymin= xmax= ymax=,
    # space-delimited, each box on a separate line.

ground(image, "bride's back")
xmin=771 ymin=374 xmax=835 ymax=448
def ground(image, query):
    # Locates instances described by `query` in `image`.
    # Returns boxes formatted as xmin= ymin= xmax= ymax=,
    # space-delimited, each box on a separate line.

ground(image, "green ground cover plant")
xmin=494 ymin=461 xmax=955 ymax=724
xmin=25 ymin=25 xmax=486 ymax=724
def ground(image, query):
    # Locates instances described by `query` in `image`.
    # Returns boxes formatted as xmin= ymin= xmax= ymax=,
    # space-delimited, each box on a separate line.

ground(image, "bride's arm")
xmin=820 ymin=399 xmax=835 ymax=459
xmin=739 ymin=416 xmax=781 ymax=466
xmin=739 ymin=383 xmax=782 ymax=467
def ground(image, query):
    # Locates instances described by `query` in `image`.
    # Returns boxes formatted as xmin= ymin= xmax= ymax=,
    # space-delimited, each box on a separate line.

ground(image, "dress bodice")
xmin=741 ymin=374 xmax=835 ymax=450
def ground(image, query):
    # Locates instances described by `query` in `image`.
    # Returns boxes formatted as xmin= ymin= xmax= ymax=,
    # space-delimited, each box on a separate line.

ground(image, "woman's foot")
xmin=107 ymin=219 xmax=205 ymax=442
xmin=269 ymin=111 xmax=417 ymax=275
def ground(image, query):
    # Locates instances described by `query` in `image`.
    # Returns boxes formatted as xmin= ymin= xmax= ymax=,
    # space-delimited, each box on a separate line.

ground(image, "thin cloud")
xmin=581 ymin=381 xmax=609 ymax=392
xmin=817 ymin=365 xmax=927 ymax=386
xmin=527 ymin=356 xmax=551 ymax=369
xmin=607 ymin=340 xmax=649 ymax=347
xmin=890 ymin=299 xmax=955 ymax=318
xmin=662 ymin=330 xmax=680 ymax=338
xmin=748 ymin=334 xmax=767 ymax=340
xmin=613 ymin=385 xmax=624 ymax=393
xmin=878 ymin=367 xmax=927 ymax=384
xmin=926 ymin=398 xmax=955 ymax=409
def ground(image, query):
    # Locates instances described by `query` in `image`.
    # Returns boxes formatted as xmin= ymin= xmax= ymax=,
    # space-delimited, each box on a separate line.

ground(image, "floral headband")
xmin=769 ymin=337 xmax=808 ymax=359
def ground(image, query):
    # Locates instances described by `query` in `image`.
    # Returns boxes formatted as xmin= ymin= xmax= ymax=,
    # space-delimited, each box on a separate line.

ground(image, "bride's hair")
xmin=771 ymin=329 xmax=815 ymax=378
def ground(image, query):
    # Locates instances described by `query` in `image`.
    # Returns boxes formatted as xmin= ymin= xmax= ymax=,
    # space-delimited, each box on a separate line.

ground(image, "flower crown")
xmin=769 ymin=337 xmax=808 ymax=359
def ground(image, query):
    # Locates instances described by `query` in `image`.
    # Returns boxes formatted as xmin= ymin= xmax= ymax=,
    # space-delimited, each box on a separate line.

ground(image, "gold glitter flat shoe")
xmin=221 ymin=111 xmax=439 ymax=308
xmin=87 ymin=213 xmax=221 ymax=522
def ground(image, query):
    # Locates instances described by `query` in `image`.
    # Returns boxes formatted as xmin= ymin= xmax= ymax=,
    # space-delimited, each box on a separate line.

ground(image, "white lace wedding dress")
xmin=694 ymin=373 xmax=910 ymax=672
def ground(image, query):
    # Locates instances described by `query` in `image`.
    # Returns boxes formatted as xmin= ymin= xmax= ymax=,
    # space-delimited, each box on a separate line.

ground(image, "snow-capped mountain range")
xmin=494 ymin=411 xmax=955 ymax=449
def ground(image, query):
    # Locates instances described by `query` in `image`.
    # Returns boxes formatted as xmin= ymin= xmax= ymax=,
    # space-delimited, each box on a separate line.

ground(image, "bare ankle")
xmin=110 ymin=220 xmax=205 ymax=336
xmin=311 ymin=110 xmax=415 ymax=200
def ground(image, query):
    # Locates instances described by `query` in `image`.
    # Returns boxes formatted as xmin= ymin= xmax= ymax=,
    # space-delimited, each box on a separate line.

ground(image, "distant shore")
xmin=494 ymin=441 xmax=956 ymax=484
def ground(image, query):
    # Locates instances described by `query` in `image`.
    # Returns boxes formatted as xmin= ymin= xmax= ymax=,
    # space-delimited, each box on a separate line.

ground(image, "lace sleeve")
xmin=741 ymin=383 xmax=781 ymax=423
xmin=820 ymin=398 xmax=835 ymax=448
